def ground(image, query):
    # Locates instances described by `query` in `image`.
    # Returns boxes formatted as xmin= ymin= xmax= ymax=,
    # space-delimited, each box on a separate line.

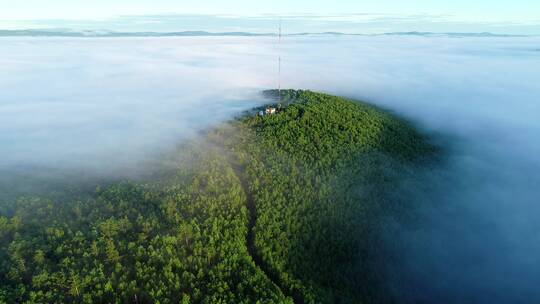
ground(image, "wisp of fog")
xmin=1 ymin=35 xmax=539 ymax=303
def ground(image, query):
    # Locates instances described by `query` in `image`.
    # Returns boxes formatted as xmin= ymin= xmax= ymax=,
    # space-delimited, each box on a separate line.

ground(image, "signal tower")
xmin=278 ymin=17 xmax=282 ymax=103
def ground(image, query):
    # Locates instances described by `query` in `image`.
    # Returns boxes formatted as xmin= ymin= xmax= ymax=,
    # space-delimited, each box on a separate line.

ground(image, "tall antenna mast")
xmin=278 ymin=17 xmax=282 ymax=102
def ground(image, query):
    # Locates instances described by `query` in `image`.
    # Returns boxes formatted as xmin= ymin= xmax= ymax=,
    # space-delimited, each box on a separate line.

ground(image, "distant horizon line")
xmin=0 ymin=29 xmax=535 ymax=38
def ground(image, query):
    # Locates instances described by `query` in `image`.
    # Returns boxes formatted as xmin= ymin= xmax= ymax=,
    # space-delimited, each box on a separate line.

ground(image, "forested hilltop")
xmin=0 ymin=90 xmax=437 ymax=303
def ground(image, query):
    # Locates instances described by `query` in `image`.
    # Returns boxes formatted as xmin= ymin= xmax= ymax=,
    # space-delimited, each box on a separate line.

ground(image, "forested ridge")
xmin=0 ymin=90 xmax=437 ymax=303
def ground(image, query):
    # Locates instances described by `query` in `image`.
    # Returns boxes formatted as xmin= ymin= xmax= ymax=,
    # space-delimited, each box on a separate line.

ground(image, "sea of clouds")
xmin=0 ymin=37 xmax=279 ymax=173
xmin=1 ymin=35 xmax=539 ymax=302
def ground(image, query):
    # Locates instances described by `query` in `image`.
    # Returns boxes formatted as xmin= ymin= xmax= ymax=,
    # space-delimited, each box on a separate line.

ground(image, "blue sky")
xmin=1 ymin=0 xmax=539 ymax=34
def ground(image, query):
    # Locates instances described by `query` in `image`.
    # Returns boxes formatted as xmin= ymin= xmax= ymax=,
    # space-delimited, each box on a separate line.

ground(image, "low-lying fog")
xmin=1 ymin=35 xmax=539 ymax=302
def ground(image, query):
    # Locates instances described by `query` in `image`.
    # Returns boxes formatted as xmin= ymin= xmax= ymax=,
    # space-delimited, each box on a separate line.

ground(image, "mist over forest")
xmin=1 ymin=35 xmax=539 ymax=302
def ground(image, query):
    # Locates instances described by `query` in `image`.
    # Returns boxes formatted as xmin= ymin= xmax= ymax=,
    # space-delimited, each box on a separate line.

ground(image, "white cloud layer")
xmin=0 ymin=37 xmax=278 ymax=173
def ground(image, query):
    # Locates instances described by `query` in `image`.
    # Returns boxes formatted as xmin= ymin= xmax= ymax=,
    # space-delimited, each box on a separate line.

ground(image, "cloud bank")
xmin=0 ymin=37 xmax=278 ymax=174
xmin=1 ymin=35 xmax=540 ymax=302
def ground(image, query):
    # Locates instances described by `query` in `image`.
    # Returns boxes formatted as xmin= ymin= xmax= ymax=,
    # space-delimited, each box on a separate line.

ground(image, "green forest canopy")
xmin=0 ymin=90 xmax=437 ymax=303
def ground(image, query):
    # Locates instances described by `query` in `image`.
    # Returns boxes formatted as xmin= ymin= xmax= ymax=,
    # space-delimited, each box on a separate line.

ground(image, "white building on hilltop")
xmin=265 ymin=107 xmax=277 ymax=115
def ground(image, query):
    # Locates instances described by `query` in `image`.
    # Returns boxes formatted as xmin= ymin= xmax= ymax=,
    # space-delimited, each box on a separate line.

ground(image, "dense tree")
xmin=0 ymin=152 xmax=288 ymax=303
xmin=214 ymin=90 xmax=437 ymax=303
